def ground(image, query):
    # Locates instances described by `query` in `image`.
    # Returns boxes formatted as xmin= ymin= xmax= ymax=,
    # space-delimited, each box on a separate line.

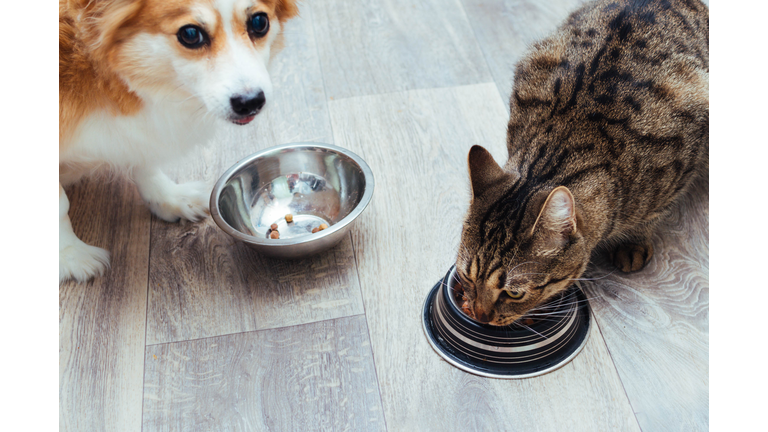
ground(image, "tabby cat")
xmin=456 ymin=0 xmax=708 ymax=325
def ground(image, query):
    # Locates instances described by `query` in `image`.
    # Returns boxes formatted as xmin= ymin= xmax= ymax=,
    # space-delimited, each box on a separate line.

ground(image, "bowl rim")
xmin=209 ymin=142 xmax=375 ymax=248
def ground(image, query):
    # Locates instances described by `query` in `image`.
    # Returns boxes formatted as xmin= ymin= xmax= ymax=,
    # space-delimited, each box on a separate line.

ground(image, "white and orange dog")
xmin=59 ymin=0 xmax=298 ymax=282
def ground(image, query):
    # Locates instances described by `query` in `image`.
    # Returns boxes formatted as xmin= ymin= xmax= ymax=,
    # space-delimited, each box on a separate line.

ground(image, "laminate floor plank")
xmin=146 ymin=11 xmax=366 ymax=345
xmin=59 ymin=178 xmax=151 ymax=432
xmin=460 ymin=0 xmax=591 ymax=107
xmin=580 ymin=179 xmax=709 ymax=432
xmin=328 ymin=84 xmax=641 ymax=432
xmin=310 ymin=0 xmax=494 ymax=100
xmin=142 ymin=315 xmax=386 ymax=432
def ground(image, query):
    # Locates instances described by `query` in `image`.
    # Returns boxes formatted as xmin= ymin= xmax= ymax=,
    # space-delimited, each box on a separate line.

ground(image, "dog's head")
xmin=84 ymin=0 xmax=299 ymax=125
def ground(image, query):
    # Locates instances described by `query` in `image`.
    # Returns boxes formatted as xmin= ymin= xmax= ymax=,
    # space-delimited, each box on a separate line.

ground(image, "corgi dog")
xmin=59 ymin=0 xmax=299 ymax=283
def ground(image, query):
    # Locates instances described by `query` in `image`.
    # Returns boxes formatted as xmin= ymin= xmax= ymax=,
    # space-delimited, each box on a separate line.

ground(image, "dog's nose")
xmin=230 ymin=91 xmax=266 ymax=116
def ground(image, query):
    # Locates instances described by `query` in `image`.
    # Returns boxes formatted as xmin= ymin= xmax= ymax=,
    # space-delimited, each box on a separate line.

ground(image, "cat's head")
xmin=456 ymin=145 xmax=590 ymax=326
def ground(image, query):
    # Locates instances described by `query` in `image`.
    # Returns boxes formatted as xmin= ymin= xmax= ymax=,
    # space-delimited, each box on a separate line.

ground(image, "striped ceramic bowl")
xmin=422 ymin=265 xmax=591 ymax=379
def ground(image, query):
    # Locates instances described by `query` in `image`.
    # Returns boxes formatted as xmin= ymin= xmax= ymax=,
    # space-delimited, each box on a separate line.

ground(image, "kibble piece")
xmin=523 ymin=318 xmax=535 ymax=326
xmin=270 ymin=223 xmax=278 ymax=231
xmin=285 ymin=214 xmax=293 ymax=223
xmin=311 ymin=227 xmax=320 ymax=233
xmin=270 ymin=231 xmax=280 ymax=239
xmin=461 ymin=301 xmax=474 ymax=319
xmin=319 ymin=223 xmax=329 ymax=230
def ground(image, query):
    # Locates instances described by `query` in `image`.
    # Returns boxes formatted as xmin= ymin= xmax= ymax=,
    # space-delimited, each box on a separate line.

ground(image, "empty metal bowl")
xmin=422 ymin=265 xmax=591 ymax=379
xmin=210 ymin=142 xmax=374 ymax=259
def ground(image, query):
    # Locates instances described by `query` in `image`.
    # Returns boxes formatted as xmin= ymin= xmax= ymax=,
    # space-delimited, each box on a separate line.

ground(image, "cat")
xmin=456 ymin=0 xmax=708 ymax=326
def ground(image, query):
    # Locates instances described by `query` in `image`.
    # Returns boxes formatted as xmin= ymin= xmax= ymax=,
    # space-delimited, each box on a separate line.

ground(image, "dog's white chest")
xmin=61 ymin=100 xmax=218 ymax=168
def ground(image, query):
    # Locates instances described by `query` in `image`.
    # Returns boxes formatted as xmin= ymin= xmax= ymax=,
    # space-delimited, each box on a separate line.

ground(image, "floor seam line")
xmin=145 ymin=313 xmax=368 ymax=347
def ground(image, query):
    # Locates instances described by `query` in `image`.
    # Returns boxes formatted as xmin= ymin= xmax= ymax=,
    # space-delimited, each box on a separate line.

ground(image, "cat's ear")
xmin=468 ymin=145 xmax=508 ymax=198
xmin=531 ymin=186 xmax=577 ymax=246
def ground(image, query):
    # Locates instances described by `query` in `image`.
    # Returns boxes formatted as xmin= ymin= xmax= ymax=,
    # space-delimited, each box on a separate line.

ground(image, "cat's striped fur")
xmin=456 ymin=0 xmax=708 ymax=326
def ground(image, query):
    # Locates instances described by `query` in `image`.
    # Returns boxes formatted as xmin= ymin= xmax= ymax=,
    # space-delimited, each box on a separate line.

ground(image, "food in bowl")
xmin=452 ymin=281 xmax=475 ymax=319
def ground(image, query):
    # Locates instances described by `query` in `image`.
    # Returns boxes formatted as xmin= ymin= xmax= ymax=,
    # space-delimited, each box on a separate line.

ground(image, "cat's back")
xmin=509 ymin=0 xmax=708 ymax=135
xmin=506 ymin=0 xmax=708 ymax=238
xmin=563 ymin=0 xmax=709 ymax=72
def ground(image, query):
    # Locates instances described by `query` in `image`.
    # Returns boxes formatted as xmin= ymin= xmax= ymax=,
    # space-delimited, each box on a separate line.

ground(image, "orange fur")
xmin=59 ymin=8 xmax=143 ymax=147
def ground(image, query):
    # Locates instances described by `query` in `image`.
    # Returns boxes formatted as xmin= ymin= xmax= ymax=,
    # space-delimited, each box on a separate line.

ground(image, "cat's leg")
xmin=610 ymin=239 xmax=654 ymax=273
xmin=59 ymin=183 xmax=110 ymax=283
xmin=132 ymin=166 xmax=209 ymax=222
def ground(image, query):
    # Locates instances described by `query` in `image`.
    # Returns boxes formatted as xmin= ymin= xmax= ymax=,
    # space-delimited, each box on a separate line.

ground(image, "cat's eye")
xmin=501 ymin=290 xmax=525 ymax=301
xmin=177 ymin=25 xmax=208 ymax=49
xmin=248 ymin=12 xmax=270 ymax=37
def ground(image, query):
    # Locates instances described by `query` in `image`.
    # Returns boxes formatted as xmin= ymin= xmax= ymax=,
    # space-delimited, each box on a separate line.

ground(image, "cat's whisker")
xmin=517 ymin=323 xmax=548 ymax=339
xmin=525 ymin=310 xmax=574 ymax=317
xmin=506 ymin=261 xmax=542 ymax=277
xmin=512 ymin=272 xmax=550 ymax=277
xmin=567 ymin=269 xmax=618 ymax=282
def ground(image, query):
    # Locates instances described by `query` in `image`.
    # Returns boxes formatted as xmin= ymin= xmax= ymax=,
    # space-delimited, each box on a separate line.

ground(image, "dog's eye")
xmin=177 ymin=25 xmax=208 ymax=49
xmin=248 ymin=13 xmax=270 ymax=37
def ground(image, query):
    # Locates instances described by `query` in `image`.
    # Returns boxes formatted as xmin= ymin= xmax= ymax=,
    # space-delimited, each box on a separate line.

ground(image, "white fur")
xmin=59 ymin=187 xmax=110 ymax=283
xmin=60 ymin=0 xmax=282 ymax=283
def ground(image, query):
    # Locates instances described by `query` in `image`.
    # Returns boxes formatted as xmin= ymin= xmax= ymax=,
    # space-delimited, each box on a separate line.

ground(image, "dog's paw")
xmin=145 ymin=181 xmax=210 ymax=223
xmin=60 ymin=241 xmax=110 ymax=283
xmin=610 ymin=241 xmax=654 ymax=273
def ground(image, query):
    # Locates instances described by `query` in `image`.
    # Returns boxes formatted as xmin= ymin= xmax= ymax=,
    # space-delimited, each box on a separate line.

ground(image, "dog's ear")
xmin=275 ymin=0 xmax=300 ymax=22
xmin=74 ymin=0 xmax=143 ymax=62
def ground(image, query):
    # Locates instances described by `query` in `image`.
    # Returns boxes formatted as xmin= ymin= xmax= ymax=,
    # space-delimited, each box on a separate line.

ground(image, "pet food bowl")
xmin=422 ymin=265 xmax=591 ymax=379
xmin=210 ymin=142 xmax=374 ymax=259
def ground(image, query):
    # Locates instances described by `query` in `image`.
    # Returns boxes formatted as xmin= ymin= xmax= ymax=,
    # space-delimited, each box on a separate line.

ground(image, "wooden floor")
xmin=59 ymin=1 xmax=709 ymax=431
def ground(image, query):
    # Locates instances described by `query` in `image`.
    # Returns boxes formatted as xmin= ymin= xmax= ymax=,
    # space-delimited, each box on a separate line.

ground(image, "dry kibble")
xmin=270 ymin=231 xmax=280 ymax=239
xmin=461 ymin=301 xmax=474 ymax=319
xmin=270 ymin=223 xmax=278 ymax=231
xmin=311 ymin=227 xmax=320 ymax=233
xmin=523 ymin=318 xmax=535 ymax=326
xmin=285 ymin=214 xmax=293 ymax=223
xmin=319 ymin=223 xmax=328 ymax=230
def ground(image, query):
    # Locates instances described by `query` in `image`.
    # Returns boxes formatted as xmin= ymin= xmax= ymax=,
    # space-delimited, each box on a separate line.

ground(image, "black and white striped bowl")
xmin=422 ymin=265 xmax=591 ymax=379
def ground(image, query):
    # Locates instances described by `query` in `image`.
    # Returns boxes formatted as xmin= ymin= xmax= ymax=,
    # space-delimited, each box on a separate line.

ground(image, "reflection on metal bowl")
xmin=210 ymin=143 xmax=374 ymax=259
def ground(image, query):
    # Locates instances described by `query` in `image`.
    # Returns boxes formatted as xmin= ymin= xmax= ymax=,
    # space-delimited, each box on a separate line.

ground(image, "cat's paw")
xmin=144 ymin=181 xmax=210 ymax=223
xmin=60 ymin=241 xmax=110 ymax=283
xmin=611 ymin=241 xmax=654 ymax=273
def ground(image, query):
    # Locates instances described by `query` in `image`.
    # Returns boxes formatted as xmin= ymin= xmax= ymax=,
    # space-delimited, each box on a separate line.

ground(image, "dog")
xmin=59 ymin=0 xmax=299 ymax=283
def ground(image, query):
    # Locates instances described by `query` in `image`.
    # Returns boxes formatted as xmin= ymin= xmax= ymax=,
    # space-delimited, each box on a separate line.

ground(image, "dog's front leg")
xmin=59 ymin=183 xmax=110 ymax=283
xmin=132 ymin=167 xmax=209 ymax=223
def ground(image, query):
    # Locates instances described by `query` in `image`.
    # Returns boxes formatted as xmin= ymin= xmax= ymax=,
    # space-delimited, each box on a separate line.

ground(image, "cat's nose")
xmin=474 ymin=305 xmax=490 ymax=323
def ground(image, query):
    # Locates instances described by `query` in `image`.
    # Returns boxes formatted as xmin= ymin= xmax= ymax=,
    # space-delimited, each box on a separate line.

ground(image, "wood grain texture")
xmin=142 ymin=315 xmax=386 ymax=432
xmin=460 ymin=0 xmax=590 ymax=107
xmin=147 ymin=219 xmax=365 ymax=344
xmin=310 ymin=0 xmax=494 ymax=100
xmin=147 ymin=10 xmax=365 ymax=345
xmin=581 ymin=179 xmax=709 ymax=432
xmin=59 ymin=178 xmax=150 ymax=432
xmin=328 ymin=84 xmax=642 ymax=432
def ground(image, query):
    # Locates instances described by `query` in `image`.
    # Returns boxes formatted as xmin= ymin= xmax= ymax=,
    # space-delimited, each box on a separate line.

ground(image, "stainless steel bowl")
xmin=210 ymin=143 xmax=374 ymax=259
